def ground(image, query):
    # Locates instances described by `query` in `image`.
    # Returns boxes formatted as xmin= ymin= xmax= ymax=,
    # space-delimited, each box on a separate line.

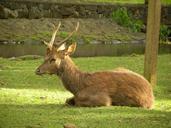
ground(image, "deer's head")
xmin=35 ymin=22 xmax=79 ymax=75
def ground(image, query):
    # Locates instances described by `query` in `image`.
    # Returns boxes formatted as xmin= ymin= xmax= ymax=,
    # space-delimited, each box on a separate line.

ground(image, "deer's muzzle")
xmin=35 ymin=68 xmax=42 ymax=75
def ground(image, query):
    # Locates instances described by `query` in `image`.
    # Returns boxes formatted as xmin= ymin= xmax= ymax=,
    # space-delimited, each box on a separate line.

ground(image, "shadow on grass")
xmin=0 ymin=104 xmax=171 ymax=128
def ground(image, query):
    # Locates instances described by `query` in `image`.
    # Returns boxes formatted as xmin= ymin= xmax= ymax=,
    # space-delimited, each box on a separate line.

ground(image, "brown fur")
xmin=35 ymin=20 xmax=154 ymax=108
xmin=35 ymin=22 xmax=154 ymax=108
xmin=60 ymin=56 xmax=154 ymax=108
xmin=36 ymin=48 xmax=154 ymax=109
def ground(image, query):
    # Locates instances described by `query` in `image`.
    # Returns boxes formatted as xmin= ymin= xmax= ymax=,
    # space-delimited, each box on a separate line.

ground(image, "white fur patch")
xmin=57 ymin=44 xmax=66 ymax=51
xmin=55 ymin=58 xmax=61 ymax=66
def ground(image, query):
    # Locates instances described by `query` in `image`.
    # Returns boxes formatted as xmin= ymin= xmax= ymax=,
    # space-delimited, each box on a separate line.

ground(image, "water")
xmin=0 ymin=43 xmax=170 ymax=58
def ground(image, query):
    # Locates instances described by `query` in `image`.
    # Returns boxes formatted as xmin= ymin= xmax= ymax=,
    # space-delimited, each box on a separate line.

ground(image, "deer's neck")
xmin=58 ymin=56 xmax=85 ymax=95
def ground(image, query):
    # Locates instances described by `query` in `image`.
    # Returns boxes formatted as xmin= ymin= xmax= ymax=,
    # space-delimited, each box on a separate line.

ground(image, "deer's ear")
xmin=66 ymin=43 xmax=77 ymax=55
xmin=57 ymin=44 xmax=66 ymax=51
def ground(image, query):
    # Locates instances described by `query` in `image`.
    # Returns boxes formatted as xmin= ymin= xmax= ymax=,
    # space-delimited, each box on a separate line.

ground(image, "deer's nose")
xmin=35 ymin=68 xmax=41 ymax=75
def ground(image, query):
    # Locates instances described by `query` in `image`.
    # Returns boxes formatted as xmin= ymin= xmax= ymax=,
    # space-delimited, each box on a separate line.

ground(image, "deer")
xmin=35 ymin=22 xmax=154 ymax=109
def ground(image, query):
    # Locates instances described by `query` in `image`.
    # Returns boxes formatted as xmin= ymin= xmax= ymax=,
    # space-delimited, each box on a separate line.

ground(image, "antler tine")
xmin=57 ymin=22 xmax=79 ymax=46
xmin=43 ymin=40 xmax=49 ymax=46
xmin=49 ymin=21 xmax=61 ymax=48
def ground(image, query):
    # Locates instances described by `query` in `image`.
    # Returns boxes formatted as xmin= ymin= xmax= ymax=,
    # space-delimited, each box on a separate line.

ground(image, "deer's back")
xmin=82 ymin=69 xmax=154 ymax=108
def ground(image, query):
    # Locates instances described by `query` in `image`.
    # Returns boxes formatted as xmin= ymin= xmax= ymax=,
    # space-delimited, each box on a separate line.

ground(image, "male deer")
xmin=35 ymin=22 xmax=154 ymax=109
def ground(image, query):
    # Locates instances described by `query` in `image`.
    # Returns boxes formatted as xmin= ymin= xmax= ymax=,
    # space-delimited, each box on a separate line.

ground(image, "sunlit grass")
xmin=38 ymin=0 xmax=171 ymax=4
xmin=0 ymin=88 xmax=72 ymax=105
xmin=83 ymin=0 xmax=171 ymax=4
xmin=0 ymin=54 xmax=171 ymax=128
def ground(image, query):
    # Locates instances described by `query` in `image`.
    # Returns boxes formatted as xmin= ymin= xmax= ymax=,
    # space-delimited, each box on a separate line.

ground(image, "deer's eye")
xmin=49 ymin=58 xmax=56 ymax=63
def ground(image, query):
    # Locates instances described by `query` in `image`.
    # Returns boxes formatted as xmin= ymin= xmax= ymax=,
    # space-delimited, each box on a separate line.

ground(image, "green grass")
xmin=82 ymin=0 xmax=171 ymax=4
xmin=34 ymin=0 xmax=171 ymax=5
xmin=0 ymin=54 xmax=171 ymax=128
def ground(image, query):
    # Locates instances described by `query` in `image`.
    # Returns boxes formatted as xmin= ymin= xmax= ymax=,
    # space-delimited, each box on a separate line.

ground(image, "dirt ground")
xmin=0 ymin=18 xmax=145 ymax=43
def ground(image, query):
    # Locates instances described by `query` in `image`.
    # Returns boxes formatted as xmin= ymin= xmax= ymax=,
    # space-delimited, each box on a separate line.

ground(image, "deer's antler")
xmin=57 ymin=22 xmax=79 ymax=46
xmin=44 ymin=21 xmax=61 ymax=49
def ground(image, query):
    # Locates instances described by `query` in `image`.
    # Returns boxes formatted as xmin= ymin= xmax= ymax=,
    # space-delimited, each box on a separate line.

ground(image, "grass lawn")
xmin=34 ymin=0 xmax=171 ymax=5
xmin=80 ymin=0 xmax=171 ymax=4
xmin=20 ymin=0 xmax=171 ymax=4
xmin=0 ymin=54 xmax=171 ymax=128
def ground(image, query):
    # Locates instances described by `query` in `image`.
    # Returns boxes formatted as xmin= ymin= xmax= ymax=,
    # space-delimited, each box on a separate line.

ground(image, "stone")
xmin=0 ymin=4 xmax=18 ymax=18
xmin=0 ymin=1 xmax=170 ymax=28
xmin=51 ymin=5 xmax=62 ymax=18
xmin=43 ymin=9 xmax=51 ymax=18
xmin=29 ymin=6 xmax=43 ymax=19
xmin=59 ymin=6 xmax=76 ymax=18
xmin=12 ymin=41 xmax=16 ymax=44
xmin=90 ymin=40 xmax=102 ymax=44
xmin=77 ymin=6 xmax=86 ymax=17
xmin=131 ymin=40 xmax=144 ymax=44
xmin=17 ymin=41 xmax=21 ymax=44
xmin=17 ymin=4 xmax=28 ymax=18
xmin=4 ymin=42 xmax=8 ymax=45
xmin=112 ymin=40 xmax=122 ymax=44
xmin=73 ymin=11 xmax=79 ymax=17
xmin=9 ymin=57 xmax=16 ymax=60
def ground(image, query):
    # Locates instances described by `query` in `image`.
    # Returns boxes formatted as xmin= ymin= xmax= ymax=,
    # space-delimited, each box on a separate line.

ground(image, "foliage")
xmin=0 ymin=55 xmax=171 ymax=128
xmin=111 ymin=7 xmax=144 ymax=32
xmin=112 ymin=8 xmax=171 ymax=41
xmin=59 ymin=32 xmax=78 ymax=42
xmin=160 ymin=25 xmax=171 ymax=41
xmin=59 ymin=31 xmax=69 ymax=38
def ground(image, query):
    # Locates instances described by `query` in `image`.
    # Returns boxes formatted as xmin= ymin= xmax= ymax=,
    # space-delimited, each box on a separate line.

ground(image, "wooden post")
xmin=144 ymin=0 xmax=161 ymax=87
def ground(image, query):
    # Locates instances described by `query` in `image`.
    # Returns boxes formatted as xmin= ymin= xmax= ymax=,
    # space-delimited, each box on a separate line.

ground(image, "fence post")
xmin=144 ymin=0 xmax=161 ymax=87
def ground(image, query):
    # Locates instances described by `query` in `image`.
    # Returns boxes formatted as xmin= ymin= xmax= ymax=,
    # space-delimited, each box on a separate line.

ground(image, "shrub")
xmin=111 ymin=7 xmax=143 ymax=32
xmin=112 ymin=7 xmax=171 ymax=41
xmin=160 ymin=24 xmax=171 ymax=41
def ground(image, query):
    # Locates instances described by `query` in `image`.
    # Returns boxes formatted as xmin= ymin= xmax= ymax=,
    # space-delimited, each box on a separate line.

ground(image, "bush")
xmin=160 ymin=24 xmax=171 ymax=41
xmin=112 ymin=7 xmax=171 ymax=41
xmin=111 ymin=7 xmax=143 ymax=32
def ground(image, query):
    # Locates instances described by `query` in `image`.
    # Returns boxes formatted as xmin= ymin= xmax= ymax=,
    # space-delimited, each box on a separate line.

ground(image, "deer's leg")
xmin=65 ymin=97 xmax=75 ymax=106
xmin=75 ymin=91 xmax=112 ymax=107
